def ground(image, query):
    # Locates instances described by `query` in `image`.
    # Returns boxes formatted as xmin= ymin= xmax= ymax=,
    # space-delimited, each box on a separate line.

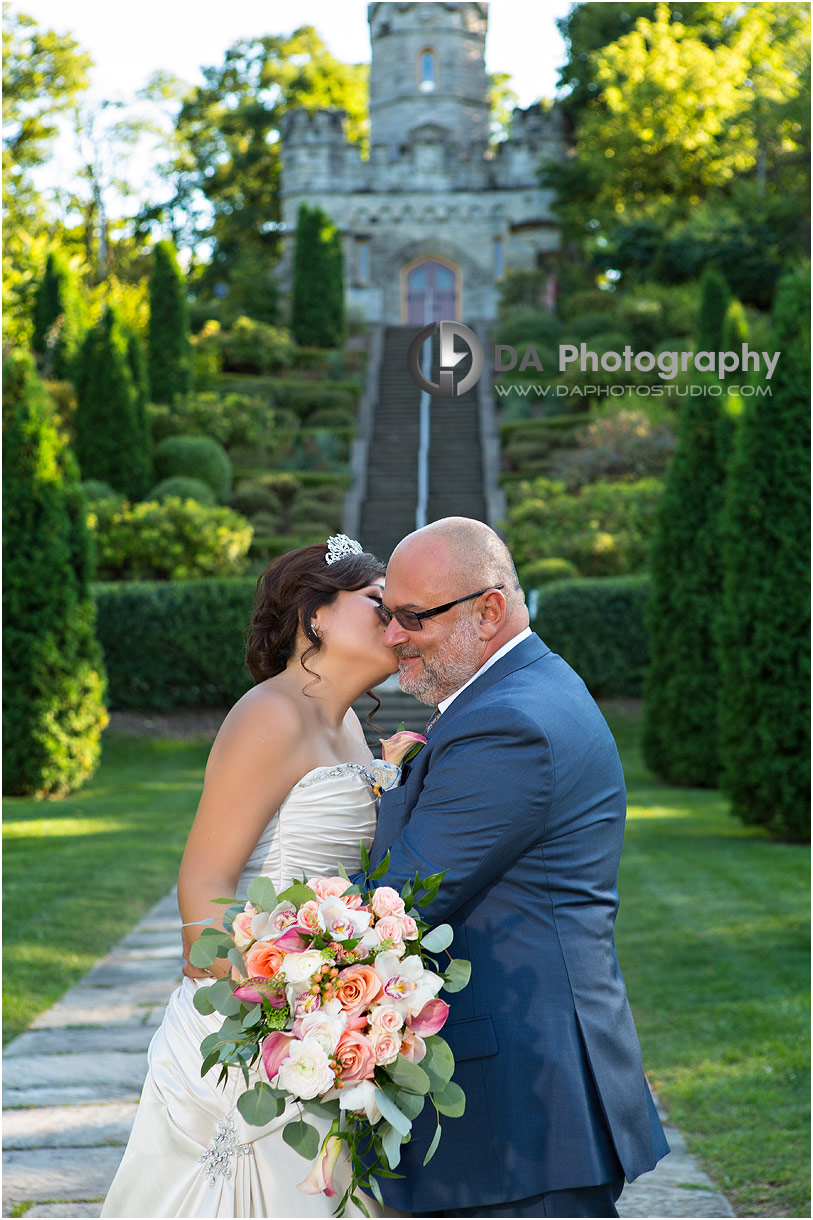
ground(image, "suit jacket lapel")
xmin=432 ymin=632 xmax=549 ymax=729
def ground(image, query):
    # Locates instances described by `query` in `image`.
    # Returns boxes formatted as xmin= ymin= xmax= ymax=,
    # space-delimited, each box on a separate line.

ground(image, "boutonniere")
xmin=368 ymin=726 xmax=428 ymax=796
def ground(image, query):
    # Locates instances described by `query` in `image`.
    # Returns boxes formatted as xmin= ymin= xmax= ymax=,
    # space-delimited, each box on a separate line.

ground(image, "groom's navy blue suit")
xmin=367 ymin=633 xmax=669 ymax=1215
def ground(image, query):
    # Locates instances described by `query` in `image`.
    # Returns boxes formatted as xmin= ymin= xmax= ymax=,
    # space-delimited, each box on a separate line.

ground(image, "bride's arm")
xmin=177 ymin=689 xmax=310 ymax=979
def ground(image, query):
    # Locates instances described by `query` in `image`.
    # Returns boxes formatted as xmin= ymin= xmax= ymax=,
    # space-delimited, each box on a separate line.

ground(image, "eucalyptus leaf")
xmin=385 ymin=1055 xmax=430 ymax=1094
xmin=236 ymin=1082 xmax=284 ymax=1126
xmin=189 ymin=933 xmax=220 ymax=968
xmin=422 ymin=1036 xmax=454 ymax=1085
xmin=369 ymin=850 xmax=391 ymax=882
xmin=423 ymin=1123 xmax=442 ymax=1166
xmin=420 ymin=923 xmax=453 ymax=953
xmin=282 ymin=1118 xmax=321 ymax=1160
xmin=241 ymin=1004 xmax=263 ymax=1028
xmin=393 ymin=1088 xmax=426 ymax=1120
xmin=432 ymin=1080 xmax=466 ymax=1118
xmin=442 ymin=959 xmax=472 ymax=993
xmin=246 ymin=876 xmax=278 ymax=912
xmin=227 ymin=948 xmax=245 ymax=973
xmin=192 ymin=986 xmax=215 ymax=1016
xmin=374 ymin=1088 xmax=412 ymax=1137
xmin=209 ymin=896 xmax=239 ymax=904
xmin=380 ymin=1121 xmax=403 ymax=1170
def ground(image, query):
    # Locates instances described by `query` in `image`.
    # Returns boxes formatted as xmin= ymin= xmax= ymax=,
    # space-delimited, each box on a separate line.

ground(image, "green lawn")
xmin=2 ymin=709 xmax=809 ymax=1217
xmin=605 ymin=702 xmax=810 ymax=1219
xmin=2 ymin=733 xmax=211 ymax=1043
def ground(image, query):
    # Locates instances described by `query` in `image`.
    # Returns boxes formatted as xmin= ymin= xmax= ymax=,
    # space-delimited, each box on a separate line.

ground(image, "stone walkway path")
xmin=3 ymin=891 xmax=736 ymax=1219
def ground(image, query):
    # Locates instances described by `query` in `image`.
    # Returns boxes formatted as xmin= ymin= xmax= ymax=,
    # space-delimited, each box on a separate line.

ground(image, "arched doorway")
xmin=404 ymin=258 xmax=459 ymax=324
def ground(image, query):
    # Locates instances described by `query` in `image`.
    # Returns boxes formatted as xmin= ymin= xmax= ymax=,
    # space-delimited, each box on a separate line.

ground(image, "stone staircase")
xmin=358 ymin=325 xmax=487 ymax=561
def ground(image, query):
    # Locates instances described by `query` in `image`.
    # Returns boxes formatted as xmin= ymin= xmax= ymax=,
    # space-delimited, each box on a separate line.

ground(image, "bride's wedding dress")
xmin=102 ymin=763 xmax=384 ymax=1219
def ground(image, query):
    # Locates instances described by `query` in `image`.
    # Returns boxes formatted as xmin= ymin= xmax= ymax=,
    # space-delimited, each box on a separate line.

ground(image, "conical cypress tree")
xmin=717 ymin=266 xmax=810 ymax=840
xmin=291 ymin=204 xmax=346 ymax=348
xmin=148 ymin=240 xmax=193 ymax=403
xmin=696 ymin=267 xmax=730 ymax=354
xmin=2 ymin=351 xmax=108 ymax=797
xmin=642 ymin=275 xmax=736 ymax=786
xmin=126 ymin=327 xmax=153 ymax=487
xmin=74 ymin=306 xmax=153 ymax=500
xmin=31 ymin=250 xmax=86 ymax=380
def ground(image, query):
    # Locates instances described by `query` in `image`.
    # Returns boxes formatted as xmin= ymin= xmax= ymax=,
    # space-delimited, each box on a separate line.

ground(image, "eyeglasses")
xmin=375 ymin=586 xmax=504 ymax=631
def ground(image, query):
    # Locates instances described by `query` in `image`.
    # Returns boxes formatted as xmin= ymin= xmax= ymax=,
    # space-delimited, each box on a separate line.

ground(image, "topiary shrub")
xmin=291 ymin=203 xmax=346 ymax=348
xmin=3 ymin=351 xmax=108 ymax=796
xmin=548 ymin=410 xmax=678 ymax=490
xmin=153 ymin=434 xmax=233 ymax=502
xmin=149 ymin=476 xmax=217 ymax=506
xmin=81 ymin=479 xmax=123 ymax=503
xmin=93 ymin=578 xmax=256 ymax=708
xmin=520 ymin=558 xmax=580 ymax=588
xmin=531 ymin=576 xmax=651 ymax=697
xmin=32 ymin=249 xmax=86 ymax=380
xmin=230 ymin=482 xmax=282 ymax=518
xmin=87 ymin=497 xmax=252 ymax=581
xmin=218 ymin=317 xmax=295 ymax=374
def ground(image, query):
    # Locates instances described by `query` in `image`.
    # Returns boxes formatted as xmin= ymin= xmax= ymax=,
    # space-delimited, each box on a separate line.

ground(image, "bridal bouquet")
xmin=191 ymin=856 xmax=470 ymax=1216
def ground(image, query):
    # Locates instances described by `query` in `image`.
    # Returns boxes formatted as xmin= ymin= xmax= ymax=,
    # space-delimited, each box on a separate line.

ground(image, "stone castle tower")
xmin=280 ymin=1 xmax=563 ymax=326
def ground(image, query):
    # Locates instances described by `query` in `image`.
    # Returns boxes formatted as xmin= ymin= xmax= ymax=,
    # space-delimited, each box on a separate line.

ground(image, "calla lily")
xmin=233 ymin=977 xmax=287 ymax=1007
xmin=379 ymin=730 xmax=427 ymax=767
xmin=408 ymin=997 xmax=450 ymax=1037
xmin=272 ymin=927 xmax=308 ymax=953
xmin=261 ymin=1030 xmax=294 ymax=1083
xmin=297 ymin=1133 xmax=343 ymax=1197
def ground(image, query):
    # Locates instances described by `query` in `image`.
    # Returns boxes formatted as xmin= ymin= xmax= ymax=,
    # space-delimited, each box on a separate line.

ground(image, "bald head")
xmin=391 ymin=517 xmax=522 ymax=604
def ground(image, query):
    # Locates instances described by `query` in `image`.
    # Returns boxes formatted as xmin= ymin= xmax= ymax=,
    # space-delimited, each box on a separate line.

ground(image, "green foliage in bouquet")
xmin=191 ymin=858 xmax=470 ymax=1216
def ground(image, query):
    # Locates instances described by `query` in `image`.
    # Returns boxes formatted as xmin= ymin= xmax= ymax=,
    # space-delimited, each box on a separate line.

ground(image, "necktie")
xmin=425 ymin=707 xmax=441 ymax=733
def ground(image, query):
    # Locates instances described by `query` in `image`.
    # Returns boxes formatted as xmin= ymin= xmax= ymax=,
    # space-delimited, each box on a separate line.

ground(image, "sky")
xmin=11 ymin=0 xmax=574 ymax=107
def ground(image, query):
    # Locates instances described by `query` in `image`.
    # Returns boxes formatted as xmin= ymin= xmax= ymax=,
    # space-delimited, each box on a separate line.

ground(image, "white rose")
xmin=282 ymin=949 xmax=327 ymax=987
xmin=276 ymin=1038 xmax=335 ymax=1100
xmin=317 ymin=897 xmax=372 ymax=942
xmin=298 ymin=1010 xmax=347 ymax=1056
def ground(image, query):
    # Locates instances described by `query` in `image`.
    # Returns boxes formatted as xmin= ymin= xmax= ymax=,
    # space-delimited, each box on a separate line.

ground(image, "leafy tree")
xmin=555 ymin=2 xmax=658 ymax=121
xmin=291 ymin=204 xmax=345 ymax=348
xmin=148 ymin=240 xmax=193 ymax=403
xmin=641 ymin=271 xmax=738 ymax=785
xmin=717 ymin=265 xmax=810 ymax=840
xmin=74 ymin=305 xmax=153 ymax=499
xmin=31 ymin=249 xmax=86 ymax=378
xmin=170 ymin=27 xmax=367 ymax=321
xmin=2 ymin=351 xmax=107 ymax=797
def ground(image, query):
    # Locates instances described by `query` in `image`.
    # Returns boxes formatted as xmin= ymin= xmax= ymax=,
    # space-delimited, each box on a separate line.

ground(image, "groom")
xmin=367 ymin=517 xmax=669 ymax=1218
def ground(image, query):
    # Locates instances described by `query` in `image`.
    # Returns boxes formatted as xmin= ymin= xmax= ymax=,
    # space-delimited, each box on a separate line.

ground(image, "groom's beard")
xmin=395 ymin=613 xmax=482 ymax=706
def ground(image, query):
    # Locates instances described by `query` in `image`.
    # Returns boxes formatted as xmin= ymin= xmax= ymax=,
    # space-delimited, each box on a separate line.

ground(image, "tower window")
xmin=418 ymin=48 xmax=437 ymax=92
xmin=493 ymin=237 xmax=504 ymax=280
xmin=356 ymin=238 xmax=370 ymax=285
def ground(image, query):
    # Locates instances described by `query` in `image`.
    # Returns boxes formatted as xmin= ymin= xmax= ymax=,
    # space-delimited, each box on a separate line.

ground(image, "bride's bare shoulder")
xmin=209 ymin=681 xmax=308 ymax=762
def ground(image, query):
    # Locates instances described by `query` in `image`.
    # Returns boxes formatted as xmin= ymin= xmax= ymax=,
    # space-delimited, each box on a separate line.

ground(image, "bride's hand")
xmin=182 ymin=960 xmax=214 ymax=981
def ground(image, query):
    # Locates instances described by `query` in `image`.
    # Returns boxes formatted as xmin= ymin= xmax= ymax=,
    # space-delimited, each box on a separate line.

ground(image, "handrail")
xmin=415 ymin=335 xmax=432 ymax=530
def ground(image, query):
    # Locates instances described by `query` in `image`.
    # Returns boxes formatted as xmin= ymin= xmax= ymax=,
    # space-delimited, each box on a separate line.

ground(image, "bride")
xmin=102 ymin=536 xmax=399 ymax=1218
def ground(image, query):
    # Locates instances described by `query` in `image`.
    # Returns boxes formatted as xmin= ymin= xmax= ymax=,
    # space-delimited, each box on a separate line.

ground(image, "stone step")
xmin=4 ymin=1102 xmax=138 ymax=1150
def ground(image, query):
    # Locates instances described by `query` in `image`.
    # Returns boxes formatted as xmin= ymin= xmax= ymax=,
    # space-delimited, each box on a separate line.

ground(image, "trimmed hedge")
xmin=532 ymin=576 xmax=650 ymax=698
xmin=93 ymin=579 xmax=257 ymax=709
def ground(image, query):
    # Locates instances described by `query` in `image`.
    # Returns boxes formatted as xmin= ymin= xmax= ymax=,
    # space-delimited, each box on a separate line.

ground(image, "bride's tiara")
xmin=325 ymin=534 xmax=364 ymax=565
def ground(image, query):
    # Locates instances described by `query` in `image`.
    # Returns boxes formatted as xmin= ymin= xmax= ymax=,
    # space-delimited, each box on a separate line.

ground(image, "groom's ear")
xmin=476 ymin=589 xmax=507 ymax=639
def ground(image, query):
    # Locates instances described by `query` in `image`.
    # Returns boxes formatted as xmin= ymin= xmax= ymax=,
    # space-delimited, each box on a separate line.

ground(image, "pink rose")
xmin=232 ymin=911 xmax=255 ymax=951
xmin=307 ymin=876 xmax=353 ymax=902
xmin=369 ymin=1004 xmax=404 ymax=1034
xmin=375 ymin=915 xmax=407 ymax=947
xmin=370 ymin=887 xmax=406 ymax=919
xmin=340 ymin=892 xmax=365 ymax=910
xmin=334 ymin=1029 xmax=376 ymax=1083
xmin=399 ymin=915 xmax=419 ymax=940
xmin=368 ymin=1026 xmax=402 ymax=1066
xmin=379 ymin=730 xmax=427 ymax=767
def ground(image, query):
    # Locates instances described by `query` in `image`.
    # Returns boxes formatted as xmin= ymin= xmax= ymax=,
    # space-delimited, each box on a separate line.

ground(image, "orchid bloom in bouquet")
xmin=191 ymin=854 xmax=470 ymax=1217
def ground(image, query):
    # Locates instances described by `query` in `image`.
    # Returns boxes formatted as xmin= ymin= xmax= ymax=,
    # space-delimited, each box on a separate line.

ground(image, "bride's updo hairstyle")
xmin=245 ymin=542 xmax=386 ymax=683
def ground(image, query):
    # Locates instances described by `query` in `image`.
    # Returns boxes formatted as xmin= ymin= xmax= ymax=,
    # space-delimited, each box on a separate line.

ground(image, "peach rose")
xmin=307 ymin=876 xmax=353 ymax=902
xmin=370 ymin=886 xmax=406 ymax=919
xmin=232 ymin=911 xmax=255 ymax=951
xmin=340 ymin=892 xmax=365 ymax=910
xmin=334 ymin=964 xmax=383 ymax=1016
xmin=368 ymin=1026 xmax=402 ymax=1066
xmin=245 ymin=939 xmax=286 ymax=979
xmin=334 ymin=1029 xmax=376 ymax=1083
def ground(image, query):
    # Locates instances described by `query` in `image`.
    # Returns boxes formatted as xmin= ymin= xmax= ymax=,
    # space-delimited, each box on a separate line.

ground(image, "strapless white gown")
xmin=101 ymin=764 xmax=384 ymax=1219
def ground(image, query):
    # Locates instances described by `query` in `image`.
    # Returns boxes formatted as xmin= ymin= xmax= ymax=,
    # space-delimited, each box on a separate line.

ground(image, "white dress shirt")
xmin=436 ymin=626 xmax=533 ymax=717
